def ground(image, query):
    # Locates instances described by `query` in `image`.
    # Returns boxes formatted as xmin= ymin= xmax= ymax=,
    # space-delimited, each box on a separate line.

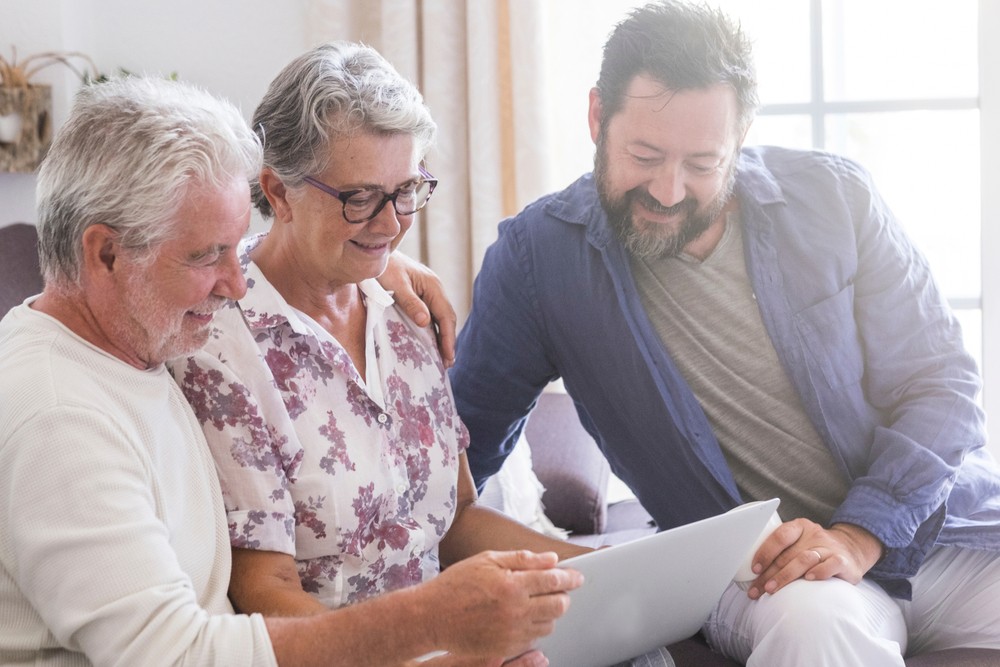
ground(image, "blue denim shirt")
xmin=451 ymin=146 xmax=1000 ymax=597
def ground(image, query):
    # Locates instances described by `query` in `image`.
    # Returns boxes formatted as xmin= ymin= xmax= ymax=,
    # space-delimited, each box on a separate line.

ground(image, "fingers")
xmin=490 ymin=549 xmax=559 ymax=571
xmin=752 ymin=547 xmax=825 ymax=597
xmin=803 ymin=548 xmax=850 ymax=581
xmin=379 ymin=251 xmax=458 ymax=366
xmin=516 ymin=566 xmax=584 ymax=600
xmin=503 ymin=650 xmax=549 ymax=667
xmin=488 ymin=550 xmax=584 ymax=595
xmin=418 ymin=286 xmax=457 ymax=367
xmin=394 ymin=288 xmax=432 ymax=327
xmin=420 ymin=651 xmax=548 ymax=667
xmin=430 ymin=297 xmax=458 ymax=367
xmin=431 ymin=551 xmax=580 ymax=659
xmin=746 ymin=519 xmax=876 ymax=599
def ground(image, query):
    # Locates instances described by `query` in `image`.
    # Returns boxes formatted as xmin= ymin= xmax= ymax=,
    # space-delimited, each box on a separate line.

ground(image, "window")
xmin=729 ymin=0 xmax=982 ymax=370
xmin=542 ymin=0 xmax=995 ymax=439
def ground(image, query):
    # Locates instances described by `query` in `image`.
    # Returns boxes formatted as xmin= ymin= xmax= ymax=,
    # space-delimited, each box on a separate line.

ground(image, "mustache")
xmin=630 ymin=188 xmax=697 ymax=217
xmin=191 ymin=297 xmax=229 ymax=316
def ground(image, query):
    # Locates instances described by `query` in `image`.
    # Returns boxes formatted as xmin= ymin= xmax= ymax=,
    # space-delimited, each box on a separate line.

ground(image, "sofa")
xmin=0 ymin=223 xmax=44 ymax=315
xmin=522 ymin=391 xmax=1000 ymax=667
xmin=2 ymin=222 xmax=998 ymax=666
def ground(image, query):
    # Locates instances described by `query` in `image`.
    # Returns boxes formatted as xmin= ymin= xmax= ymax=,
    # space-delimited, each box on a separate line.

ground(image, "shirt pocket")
xmin=793 ymin=283 xmax=865 ymax=389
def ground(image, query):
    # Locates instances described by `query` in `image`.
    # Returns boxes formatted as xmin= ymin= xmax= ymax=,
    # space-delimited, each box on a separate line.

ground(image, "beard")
xmin=594 ymin=136 xmax=736 ymax=260
xmin=112 ymin=263 xmax=225 ymax=366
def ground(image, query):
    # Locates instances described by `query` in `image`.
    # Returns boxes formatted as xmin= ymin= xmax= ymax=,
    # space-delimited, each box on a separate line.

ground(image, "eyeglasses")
xmin=302 ymin=166 xmax=438 ymax=224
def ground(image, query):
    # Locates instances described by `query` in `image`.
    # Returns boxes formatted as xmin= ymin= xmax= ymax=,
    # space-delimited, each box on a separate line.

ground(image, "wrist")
xmin=830 ymin=522 xmax=885 ymax=567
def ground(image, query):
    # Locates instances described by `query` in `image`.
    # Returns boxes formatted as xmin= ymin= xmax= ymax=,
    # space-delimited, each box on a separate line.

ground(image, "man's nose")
xmin=646 ymin=163 xmax=685 ymax=209
xmin=215 ymin=250 xmax=247 ymax=301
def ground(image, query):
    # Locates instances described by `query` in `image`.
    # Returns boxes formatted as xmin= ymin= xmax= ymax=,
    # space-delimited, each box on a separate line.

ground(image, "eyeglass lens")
xmin=344 ymin=180 xmax=434 ymax=222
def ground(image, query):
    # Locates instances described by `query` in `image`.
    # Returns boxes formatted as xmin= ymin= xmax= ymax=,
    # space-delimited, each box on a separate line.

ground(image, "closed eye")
xmin=345 ymin=190 xmax=383 ymax=207
xmin=629 ymin=152 xmax=662 ymax=167
xmin=687 ymin=159 xmax=723 ymax=175
xmin=189 ymin=247 xmax=225 ymax=266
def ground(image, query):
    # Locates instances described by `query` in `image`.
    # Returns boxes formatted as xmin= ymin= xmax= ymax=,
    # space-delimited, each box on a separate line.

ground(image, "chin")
xmin=165 ymin=328 xmax=212 ymax=362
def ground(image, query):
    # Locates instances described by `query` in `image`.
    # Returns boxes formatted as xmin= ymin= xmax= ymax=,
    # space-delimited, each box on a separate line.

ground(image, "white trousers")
xmin=702 ymin=546 xmax=1000 ymax=666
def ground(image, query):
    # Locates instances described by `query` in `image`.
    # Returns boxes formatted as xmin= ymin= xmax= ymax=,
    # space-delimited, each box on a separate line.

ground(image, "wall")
xmin=0 ymin=0 xmax=310 ymax=227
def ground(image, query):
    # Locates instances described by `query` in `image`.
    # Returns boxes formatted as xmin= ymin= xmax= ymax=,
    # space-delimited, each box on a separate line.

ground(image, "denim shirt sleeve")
xmin=742 ymin=148 xmax=988 ymax=583
xmin=451 ymin=215 xmax=561 ymax=491
xmin=839 ymin=160 xmax=984 ymax=578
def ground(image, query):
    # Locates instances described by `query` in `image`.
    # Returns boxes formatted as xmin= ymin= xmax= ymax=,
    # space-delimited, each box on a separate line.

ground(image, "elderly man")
xmin=0 ymin=76 xmax=579 ymax=667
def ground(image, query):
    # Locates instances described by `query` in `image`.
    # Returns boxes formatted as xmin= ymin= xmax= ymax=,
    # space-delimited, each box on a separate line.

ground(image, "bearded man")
xmin=449 ymin=1 xmax=1000 ymax=665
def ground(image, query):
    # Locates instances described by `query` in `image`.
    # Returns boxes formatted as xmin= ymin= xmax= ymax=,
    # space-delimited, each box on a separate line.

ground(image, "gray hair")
xmin=36 ymin=76 xmax=261 ymax=287
xmin=596 ymin=0 xmax=758 ymax=135
xmin=251 ymin=41 xmax=437 ymax=218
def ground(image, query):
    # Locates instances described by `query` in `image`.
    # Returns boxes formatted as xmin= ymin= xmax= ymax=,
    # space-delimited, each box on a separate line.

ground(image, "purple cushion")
xmin=0 ymin=223 xmax=43 ymax=316
xmin=525 ymin=393 xmax=610 ymax=535
xmin=904 ymin=649 xmax=1000 ymax=666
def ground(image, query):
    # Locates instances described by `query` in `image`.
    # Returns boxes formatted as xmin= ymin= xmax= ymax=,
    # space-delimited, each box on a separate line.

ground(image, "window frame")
xmin=980 ymin=0 xmax=999 ymax=450
xmin=752 ymin=0 xmax=995 ymax=452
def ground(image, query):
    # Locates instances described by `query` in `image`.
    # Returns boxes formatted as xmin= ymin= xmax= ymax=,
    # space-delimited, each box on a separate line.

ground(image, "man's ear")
xmin=258 ymin=168 xmax=293 ymax=224
xmin=80 ymin=224 xmax=119 ymax=279
xmin=588 ymin=87 xmax=603 ymax=144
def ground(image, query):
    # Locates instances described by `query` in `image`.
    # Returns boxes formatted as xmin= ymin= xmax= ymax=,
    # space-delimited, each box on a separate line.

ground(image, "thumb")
xmin=395 ymin=288 xmax=432 ymax=327
xmin=490 ymin=550 xmax=560 ymax=571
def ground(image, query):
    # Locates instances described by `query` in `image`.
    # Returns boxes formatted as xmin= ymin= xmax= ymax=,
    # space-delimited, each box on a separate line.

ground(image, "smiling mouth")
xmin=187 ymin=301 xmax=225 ymax=323
xmin=187 ymin=311 xmax=215 ymax=324
xmin=634 ymin=202 xmax=682 ymax=226
xmin=352 ymin=240 xmax=390 ymax=250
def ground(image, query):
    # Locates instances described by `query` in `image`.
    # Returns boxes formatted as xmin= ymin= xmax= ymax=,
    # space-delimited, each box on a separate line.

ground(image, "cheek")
xmin=605 ymin=159 xmax=646 ymax=193
xmin=172 ymin=273 xmax=222 ymax=308
xmin=692 ymin=173 xmax=728 ymax=201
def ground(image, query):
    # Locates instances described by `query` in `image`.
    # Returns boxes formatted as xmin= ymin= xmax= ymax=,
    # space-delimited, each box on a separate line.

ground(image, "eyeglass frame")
xmin=301 ymin=166 xmax=438 ymax=224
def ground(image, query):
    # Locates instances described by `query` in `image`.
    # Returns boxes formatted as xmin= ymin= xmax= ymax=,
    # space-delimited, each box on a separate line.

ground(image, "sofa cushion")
xmin=0 ymin=223 xmax=44 ymax=316
xmin=478 ymin=432 xmax=568 ymax=540
xmin=525 ymin=392 xmax=610 ymax=535
xmin=904 ymin=648 xmax=1000 ymax=666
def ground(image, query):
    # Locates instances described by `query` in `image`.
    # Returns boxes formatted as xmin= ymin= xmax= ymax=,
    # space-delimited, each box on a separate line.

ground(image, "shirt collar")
xmin=235 ymin=233 xmax=396 ymax=335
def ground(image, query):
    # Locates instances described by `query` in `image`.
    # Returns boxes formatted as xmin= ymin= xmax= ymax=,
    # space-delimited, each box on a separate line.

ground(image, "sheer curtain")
xmin=305 ymin=0 xmax=557 ymax=322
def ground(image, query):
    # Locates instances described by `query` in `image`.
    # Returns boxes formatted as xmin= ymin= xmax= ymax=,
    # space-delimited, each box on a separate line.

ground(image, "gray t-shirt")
xmin=629 ymin=213 xmax=849 ymax=524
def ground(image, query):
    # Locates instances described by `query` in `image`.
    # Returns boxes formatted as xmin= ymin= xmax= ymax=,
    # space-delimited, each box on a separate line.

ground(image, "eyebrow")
xmin=188 ymin=245 xmax=225 ymax=260
xmin=330 ymin=172 xmax=424 ymax=193
xmin=629 ymin=140 xmax=725 ymax=160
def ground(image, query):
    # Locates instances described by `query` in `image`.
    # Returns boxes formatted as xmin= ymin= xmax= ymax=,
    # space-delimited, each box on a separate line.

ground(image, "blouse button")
xmin=377 ymin=412 xmax=389 ymax=424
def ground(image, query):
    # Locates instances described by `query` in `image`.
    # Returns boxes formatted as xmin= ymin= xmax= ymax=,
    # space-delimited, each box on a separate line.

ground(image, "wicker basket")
xmin=0 ymin=85 xmax=53 ymax=172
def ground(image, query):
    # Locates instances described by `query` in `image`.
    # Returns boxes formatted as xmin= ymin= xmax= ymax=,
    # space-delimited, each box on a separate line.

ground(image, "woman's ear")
xmin=258 ymin=168 xmax=293 ymax=224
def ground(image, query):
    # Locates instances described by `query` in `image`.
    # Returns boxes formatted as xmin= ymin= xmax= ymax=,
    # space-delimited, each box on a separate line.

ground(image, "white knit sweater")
xmin=0 ymin=303 xmax=276 ymax=667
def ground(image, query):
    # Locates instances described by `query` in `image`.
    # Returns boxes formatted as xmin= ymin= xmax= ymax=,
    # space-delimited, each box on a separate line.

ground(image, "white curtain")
xmin=305 ymin=0 xmax=558 ymax=323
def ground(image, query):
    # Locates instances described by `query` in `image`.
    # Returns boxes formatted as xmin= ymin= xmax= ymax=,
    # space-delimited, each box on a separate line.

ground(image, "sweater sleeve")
xmin=0 ymin=405 xmax=277 ymax=667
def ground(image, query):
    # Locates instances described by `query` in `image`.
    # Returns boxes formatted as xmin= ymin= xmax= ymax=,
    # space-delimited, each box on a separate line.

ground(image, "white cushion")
xmin=478 ymin=432 xmax=569 ymax=540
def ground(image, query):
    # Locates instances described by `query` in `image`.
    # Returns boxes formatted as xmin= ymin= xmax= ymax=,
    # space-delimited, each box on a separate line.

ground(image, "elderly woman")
xmin=170 ymin=42 xmax=668 ymax=666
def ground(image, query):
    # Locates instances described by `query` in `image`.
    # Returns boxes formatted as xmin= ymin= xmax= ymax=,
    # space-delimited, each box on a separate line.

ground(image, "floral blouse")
xmin=171 ymin=236 xmax=468 ymax=609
